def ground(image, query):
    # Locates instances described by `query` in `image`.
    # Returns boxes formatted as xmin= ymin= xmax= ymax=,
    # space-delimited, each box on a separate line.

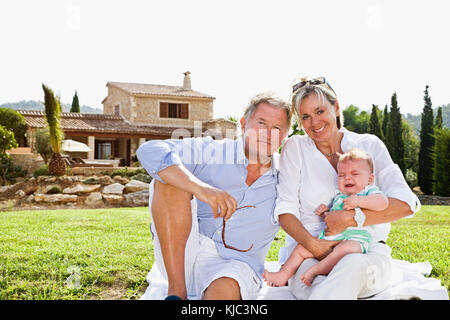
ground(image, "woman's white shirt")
xmin=274 ymin=128 xmax=421 ymax=264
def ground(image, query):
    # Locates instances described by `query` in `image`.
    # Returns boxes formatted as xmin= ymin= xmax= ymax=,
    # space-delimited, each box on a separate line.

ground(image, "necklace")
xmin=326 ymin=152 xmax=336 ymax=157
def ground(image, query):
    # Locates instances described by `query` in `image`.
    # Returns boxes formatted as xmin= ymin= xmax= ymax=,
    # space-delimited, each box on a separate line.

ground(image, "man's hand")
xmin=323 ymin=209 xmax=355 ymax=236
xmin=342 ymin=195 xmax=359 ymax=210
xmin=193 ymin=183 xmax=237 ymax=221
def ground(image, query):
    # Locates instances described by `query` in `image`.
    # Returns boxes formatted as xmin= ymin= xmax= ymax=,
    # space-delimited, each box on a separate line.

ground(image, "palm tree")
xmin=42 ymin=84 xmax=66 ymax=176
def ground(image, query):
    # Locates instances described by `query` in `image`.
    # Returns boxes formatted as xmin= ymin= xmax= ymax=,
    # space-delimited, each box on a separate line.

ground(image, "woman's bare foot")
xmin=262 ymin=269 xmax=289 ymax=287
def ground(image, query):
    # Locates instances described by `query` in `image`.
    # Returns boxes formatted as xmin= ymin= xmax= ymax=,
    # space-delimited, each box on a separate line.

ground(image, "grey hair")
xmin=291 ymin=83 xmax=342 ymax=129
xmin=243 ymin=92 xmax=292 ymax=127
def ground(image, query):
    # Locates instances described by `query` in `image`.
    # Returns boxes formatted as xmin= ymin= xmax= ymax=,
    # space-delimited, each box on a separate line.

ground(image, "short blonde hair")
xmin=244 ymin=92 xmax=292 ymax=127
xmin=338 ymin=148 xmax=374 ymax=173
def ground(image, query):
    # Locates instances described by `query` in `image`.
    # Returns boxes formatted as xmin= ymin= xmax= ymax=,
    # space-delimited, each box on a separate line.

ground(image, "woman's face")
xmin=298 ymin=93 xmax=340 ymax=143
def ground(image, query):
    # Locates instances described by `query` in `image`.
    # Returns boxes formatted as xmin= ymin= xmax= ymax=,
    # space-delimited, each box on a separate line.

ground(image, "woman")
xmin=274 ymin=77 xmax=421 ymax=299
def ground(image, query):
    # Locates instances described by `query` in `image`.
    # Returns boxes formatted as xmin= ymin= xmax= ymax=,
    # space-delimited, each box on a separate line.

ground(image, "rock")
xmin=34 ymin=193 xmax=78 ymax=203
xmin=123 ymin=179 xmax=149 ymax=193
xmin=102 ymin=194 xmax=124 ymax=204
xmin=15 ymin=190 xmax=26 ymax=198
xmin=26 ymin=194 xmax=35 ymax=203
xmin=98 ymin=175 xmax=114 ymax=185
xmin=85 ymin=192 xmax=103 ymax=206
xmin=102 ymin=183 xmax=125 ymax=194
xmin=123 ymin=189 xmax=149 ymax=206
xmin=113 ymin=175 xmax=130 ymax=185
xmin=63 ymin=183 xmax=101 ymax=194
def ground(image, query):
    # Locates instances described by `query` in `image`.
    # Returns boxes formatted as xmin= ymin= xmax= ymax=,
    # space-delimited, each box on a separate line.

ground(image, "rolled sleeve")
xmin=273 ymin=137 xmax=302 ymax=223
xmin=136 ymin=137 xmax=205 ymax=183
xmin=370 ymin=135 xmax=421 ymax=217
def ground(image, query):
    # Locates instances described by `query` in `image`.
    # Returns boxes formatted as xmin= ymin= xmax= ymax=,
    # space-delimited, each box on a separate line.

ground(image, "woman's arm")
xmin=279 ymin=213 xmax=341 ymax=260
xmin=323 ymin=197 xmax=412 ymax=236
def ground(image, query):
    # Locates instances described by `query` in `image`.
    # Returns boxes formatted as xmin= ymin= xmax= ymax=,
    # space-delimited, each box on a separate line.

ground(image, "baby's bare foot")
xmin=300 ymin=270 xmax=316 ymax=287
xmin=262 ymin=269 xmax=288 ymax=287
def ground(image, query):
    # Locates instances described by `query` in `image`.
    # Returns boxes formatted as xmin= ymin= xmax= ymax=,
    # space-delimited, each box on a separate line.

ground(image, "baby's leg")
xmin=263 ymin=243 xmax=313 ymax=287
xmin=301 ymin=240 xmax=362 ymax=287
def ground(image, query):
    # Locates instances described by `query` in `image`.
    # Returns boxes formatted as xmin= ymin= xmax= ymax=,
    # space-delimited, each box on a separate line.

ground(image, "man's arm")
xmin=137 ymin=138 xmax=238 ymax=221
xmin=158 ymin=165 xmax=237 ymax=221
xmin=324 ymin=197 xmax=412 ymax=236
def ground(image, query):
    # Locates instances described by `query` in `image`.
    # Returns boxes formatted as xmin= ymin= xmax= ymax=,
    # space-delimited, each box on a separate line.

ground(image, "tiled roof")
xmin=17 ymin=110 xmax=196 ymax=136
xmin=107 ymin=81 xmax=215 ymax=100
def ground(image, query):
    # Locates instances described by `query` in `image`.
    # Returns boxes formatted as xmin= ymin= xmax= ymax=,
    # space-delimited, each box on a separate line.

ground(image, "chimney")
xmin=183 ymin=71 xmax=191 ymax=90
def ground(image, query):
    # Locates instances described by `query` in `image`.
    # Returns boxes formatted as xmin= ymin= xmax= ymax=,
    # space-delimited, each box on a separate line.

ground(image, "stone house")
xmin=18 ymin=72 xmax=237 ymax=167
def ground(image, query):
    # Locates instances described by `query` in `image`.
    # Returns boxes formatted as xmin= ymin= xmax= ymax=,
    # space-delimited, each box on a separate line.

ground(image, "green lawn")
xmin=0 ymin=205 xmax=448 ymax=299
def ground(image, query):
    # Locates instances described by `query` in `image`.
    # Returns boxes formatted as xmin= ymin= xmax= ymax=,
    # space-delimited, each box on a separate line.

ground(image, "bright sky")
xmin=1 ymin=0 xmax=449 ymax=119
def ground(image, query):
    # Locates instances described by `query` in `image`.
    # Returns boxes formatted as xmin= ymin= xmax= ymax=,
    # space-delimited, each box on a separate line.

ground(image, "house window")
xmin=160 ymin=102 xmax=188 ymax=119
xmin=114 ymin=104 xmax=120 ymax=116
xmin=96 ymin=142 xmax=112 ymax=159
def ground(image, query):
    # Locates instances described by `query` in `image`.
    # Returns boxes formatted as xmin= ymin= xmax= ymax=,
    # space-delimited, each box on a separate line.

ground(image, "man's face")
xmin=240 ymin=102 xmax=289 ymax=163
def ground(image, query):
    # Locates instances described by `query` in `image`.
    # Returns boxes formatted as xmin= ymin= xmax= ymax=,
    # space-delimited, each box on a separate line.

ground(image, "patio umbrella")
xmin=61 ymin=139 xmax=91 ymax=152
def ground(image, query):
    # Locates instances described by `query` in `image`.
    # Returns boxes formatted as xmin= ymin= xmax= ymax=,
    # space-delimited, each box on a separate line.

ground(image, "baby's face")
xmin=337 ymin=159 xmax=374 ymax=196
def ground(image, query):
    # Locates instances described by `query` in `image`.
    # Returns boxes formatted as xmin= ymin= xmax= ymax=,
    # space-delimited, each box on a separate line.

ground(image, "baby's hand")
xmin=342 ymin=195 xmax=359 ymax=210
xmin=315 ymin=204 xmax=329 ymax=217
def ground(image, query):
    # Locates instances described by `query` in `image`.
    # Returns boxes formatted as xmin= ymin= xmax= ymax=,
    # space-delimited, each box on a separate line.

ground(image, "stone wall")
xmin=0 ymin=174 xmax=151 ymax=211
xmin=10 ymin=153 xmax=45 ymax=176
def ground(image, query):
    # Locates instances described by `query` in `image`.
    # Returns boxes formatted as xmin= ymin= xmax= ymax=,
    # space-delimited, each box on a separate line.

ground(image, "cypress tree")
xmin=418 ymin=85 xmax=435 ymax=194
xmin=433 ymin=128 xmax=450 ymax=196
xmin=369 ymin=104 xmax=384 ymax=141
xmin=386 ymin=92 xmax=405 ymax=174
xmin=381 ymin=105 xmax=389 ymax=142
xmin=435 ymin=106 xmax=443 ymax=130
xmin=70 ymin=90 xmax=80 ymax=113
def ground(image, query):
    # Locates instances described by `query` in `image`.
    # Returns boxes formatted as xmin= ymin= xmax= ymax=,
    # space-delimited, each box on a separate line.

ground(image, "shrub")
xmin=130 ymin=173 xmax=152 ymax=184
xmin=34 ymin=128 xmax=53 ymax=164
xmin=405 ymin=169 xmax=418 ymax=189
xmin=0 ymin=157 xmax=27 ymax=186
xmin=33 ymin=165 xmax=49 ymax=178
xmin=433 ymin=128 xmax=450 ymax=196
xmin=47 ymin=185 xmax=62 ymax=194
xmin=107 ymin=168 xmax=147 ymax=178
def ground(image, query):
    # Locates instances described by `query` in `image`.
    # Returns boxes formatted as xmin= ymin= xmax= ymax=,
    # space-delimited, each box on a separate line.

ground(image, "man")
xmin=137 ymin=92 xmax=291 ymax=300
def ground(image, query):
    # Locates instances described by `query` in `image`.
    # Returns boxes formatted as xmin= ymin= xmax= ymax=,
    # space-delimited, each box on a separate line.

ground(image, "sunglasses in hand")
xmin=221 ymin=205 xmax=255 ymax=252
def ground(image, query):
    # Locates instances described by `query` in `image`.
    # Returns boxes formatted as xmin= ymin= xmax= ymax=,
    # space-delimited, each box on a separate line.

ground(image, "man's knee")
xmin=204 ymin=277 xmax=241 ymax=300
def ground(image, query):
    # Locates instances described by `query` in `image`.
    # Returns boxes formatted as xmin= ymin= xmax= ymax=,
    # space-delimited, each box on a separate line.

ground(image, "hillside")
xmin=0 ymin=100 xmax=102 ymax=114
xmin=404 ymin=103 xmax=450 ymax=134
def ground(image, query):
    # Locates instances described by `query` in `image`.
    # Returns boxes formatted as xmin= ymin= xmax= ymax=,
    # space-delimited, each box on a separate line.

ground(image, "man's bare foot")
xmin=262 ymin=269 xmax=289 ymax=287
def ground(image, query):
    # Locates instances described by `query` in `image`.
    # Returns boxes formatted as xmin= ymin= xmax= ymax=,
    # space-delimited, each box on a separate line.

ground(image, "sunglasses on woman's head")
xmin=292 ymin=76 xmax=337 ymax=97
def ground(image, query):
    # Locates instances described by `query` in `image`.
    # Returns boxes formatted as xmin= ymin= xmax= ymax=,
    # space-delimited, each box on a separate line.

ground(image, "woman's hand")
xmin=308 ymin=238 xmax=341 ymax=260
xmin=323 ymin=209 xmax=355 ymax=236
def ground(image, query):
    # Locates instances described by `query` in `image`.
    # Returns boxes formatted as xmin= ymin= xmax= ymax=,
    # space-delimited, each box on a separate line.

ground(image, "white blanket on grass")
xmin=140 ymin=259 xmax=448 ymax=300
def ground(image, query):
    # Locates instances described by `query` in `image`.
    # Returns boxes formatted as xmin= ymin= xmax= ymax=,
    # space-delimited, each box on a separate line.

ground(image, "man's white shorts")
xmin=194 ymin=234 xmax=261 ymax=300
xmin=146 ymin=180 xmax=261 ymax=299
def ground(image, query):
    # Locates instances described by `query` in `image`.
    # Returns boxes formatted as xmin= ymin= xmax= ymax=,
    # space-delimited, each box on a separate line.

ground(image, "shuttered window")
xmin=160 ymin=102 xmax=188 ymax=119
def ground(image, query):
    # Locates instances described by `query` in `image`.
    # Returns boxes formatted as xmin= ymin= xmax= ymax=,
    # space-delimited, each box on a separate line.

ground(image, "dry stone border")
xmin=0 ymin=174 xmax=151 ymax=211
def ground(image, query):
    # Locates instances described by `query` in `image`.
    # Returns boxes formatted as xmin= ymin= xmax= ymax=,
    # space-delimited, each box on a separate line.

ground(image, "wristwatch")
xmin=354 ymin=207 xmax=366 ymax=228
